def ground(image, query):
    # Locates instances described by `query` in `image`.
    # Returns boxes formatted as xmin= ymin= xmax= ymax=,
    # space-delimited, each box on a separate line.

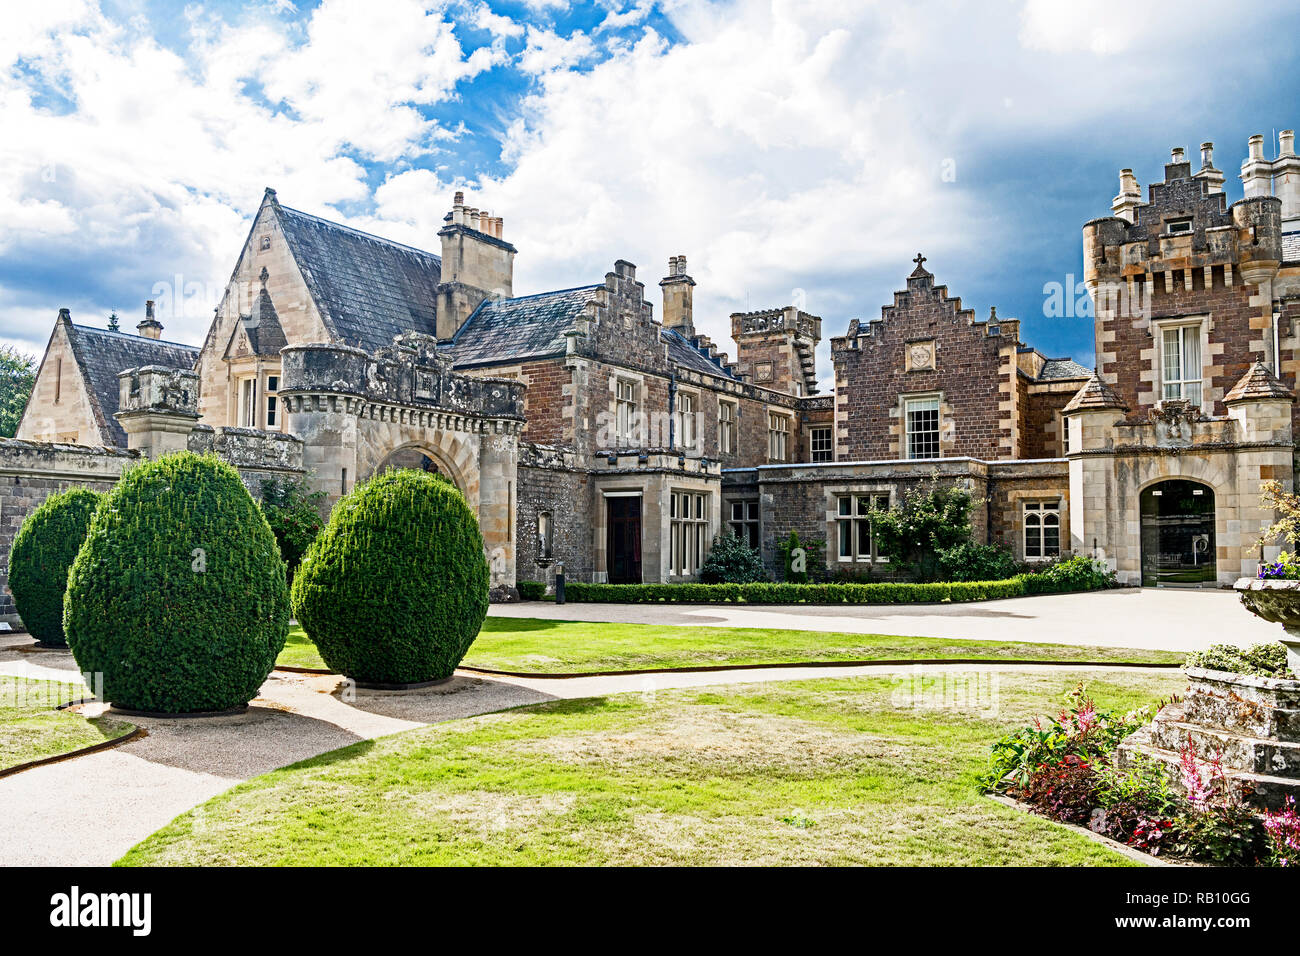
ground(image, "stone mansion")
xmin=5 ymin=128 xmax=1300 ymax=611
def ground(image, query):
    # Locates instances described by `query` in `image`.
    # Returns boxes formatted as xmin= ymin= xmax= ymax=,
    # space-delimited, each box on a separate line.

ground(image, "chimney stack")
xmin=137 ymin=300 xmax=163 ymax=339
xmin=1275 ymin=129 xmax=1300 ymax=224
xmin=437 ymin=191 xmax=517 ymax=340
xmin=1112 ymin=168 xmax=1142 ymax=223
xmin=1194 ymin=141 xmax=1225 ymax=194
xmin=1242 ymin=133 xmax=1275 ymax=199
xmin=659 ymin=255 xmax=696 ymax=335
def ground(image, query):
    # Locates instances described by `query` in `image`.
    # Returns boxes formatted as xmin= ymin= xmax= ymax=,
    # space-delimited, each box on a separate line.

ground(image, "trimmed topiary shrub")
xmin=291 ymin=469 xmax=489 ymax=684
xmin=699 ymin=533 xmax=767 ymax=584
xmin=517 ymin=580 xmax=547 ymax=601
xmin=64 ymin=452 xmax=289 ymax=714
xmin=8 ymin=487 xmax=103 ymax=646
xmin=937 ymin=541 xmax=1019 ymax=583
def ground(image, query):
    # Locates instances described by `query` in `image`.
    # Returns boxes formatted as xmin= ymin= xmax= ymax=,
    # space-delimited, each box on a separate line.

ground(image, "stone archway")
xmin=371 ymin=442 xmax=465 ymax=493
xmin=1139 ymin=478 xmax=1216 ymax=587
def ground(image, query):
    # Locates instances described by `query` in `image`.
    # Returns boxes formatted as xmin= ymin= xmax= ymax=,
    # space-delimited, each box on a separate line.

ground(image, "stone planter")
xmin=1235 ymin=577 xmax=1300 ymax=676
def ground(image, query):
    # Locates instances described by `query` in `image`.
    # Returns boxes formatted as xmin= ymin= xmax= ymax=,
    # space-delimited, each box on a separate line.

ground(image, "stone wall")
xmin=0 ymin=440 xmax=137 ymax=625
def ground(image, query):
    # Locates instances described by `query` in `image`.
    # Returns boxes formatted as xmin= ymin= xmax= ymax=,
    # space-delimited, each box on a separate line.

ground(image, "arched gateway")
xmin=278 ymin=337 xmax=526 ymax=599
xmin=1139 ymin=479 xmax=1216 ymax=587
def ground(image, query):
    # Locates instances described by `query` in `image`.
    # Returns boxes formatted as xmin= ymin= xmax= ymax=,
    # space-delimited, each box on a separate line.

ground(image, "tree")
xmin=699 ymin=533 xmax=766 ymax=583
xmin=258 ymin=476 xmax=327 ymax=585
xmin=0 ymin=345 xmax=36 ymax=438
xmin=107 ymin=311 xmax=120 ymax=332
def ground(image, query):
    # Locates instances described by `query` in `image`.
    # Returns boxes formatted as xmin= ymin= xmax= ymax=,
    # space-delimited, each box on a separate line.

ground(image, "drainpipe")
xmin=668 ymin=370 xmax=677 ymax=450
xmin=1275 ymin=308 xmax=1283 ymax=377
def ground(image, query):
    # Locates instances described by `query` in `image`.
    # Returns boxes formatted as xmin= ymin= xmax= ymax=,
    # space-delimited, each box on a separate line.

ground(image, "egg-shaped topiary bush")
xmin=291 ymin=469 xmax=490 ymax=685
xmin=64 ymin=452 xmax=289 ymax=714
xmin=8 ymin=487 xmax=104 ymax=647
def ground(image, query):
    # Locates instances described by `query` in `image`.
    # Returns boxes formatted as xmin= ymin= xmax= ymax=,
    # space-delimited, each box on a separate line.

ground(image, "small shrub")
xmin=937 ymin=541 xmax=1018 ymax=583
xmin=699 ymin=534 xmax=766 ymax=584
xmin=257 ymin=476 xmax=326 ymax=585
xmin=64 ymin=453 xmax=288 ymax=713
xmin=1022 ymin=555 xmax=1115 ymax=594
xmin=1020 ymin=755 xmax=1097 ymax=824
xmin=517 ymin=580 xmax=546 ymax=601
xmin=1263 ymin=796 xmax=1300 ymax=866
xmin=8 ymin=487 xmax=102 ymax=646
xmin=776 ymin=531 xmax=822 ymax=583
xmin=1090 ymin=755 xmax=1179 ymax=850
xmin=1184 ymin=641 xmax=1293 ymax=678
xmin=291 ymin=469 xmax=489 ymax=684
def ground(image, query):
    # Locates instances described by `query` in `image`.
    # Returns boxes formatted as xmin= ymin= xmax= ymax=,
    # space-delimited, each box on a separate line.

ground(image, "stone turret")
xmin=729 ymin=305 xmax=821 ymax=397
xmin=115 ymin=365 xmax=200 ymax=458
xmin=436 ymin=191 xmax=518 ymax=340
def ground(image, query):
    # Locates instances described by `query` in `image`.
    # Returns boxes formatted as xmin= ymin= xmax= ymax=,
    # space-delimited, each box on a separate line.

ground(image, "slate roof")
xmin=1038 ymin=358 xmax=1091 ymax=381
xmin=1063 ymin=371 xmax=1128 ymax=413
xmin=243 ymin=287 xmax=288 ymax=356
xmin=1284 ymin=230 xmax=1300 ymax=264
xmin=1224 ymin=361 xmax=1295 ymax=403
xmin=442 ymin=286 xmax=601 ymax=367
xmin=65 ymin=322 xmax=199 ymax=446
xmin=661 ymin=326 xmax=737 ymax=379
xmin=275 ymin=202 xmax=442 ymax=353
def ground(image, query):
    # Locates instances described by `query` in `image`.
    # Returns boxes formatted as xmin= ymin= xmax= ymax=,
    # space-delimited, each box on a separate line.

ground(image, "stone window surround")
xmin=1145 ymin=313 xmax=1212 ymax=414
xmin=1022 ymin=497 xmax=1062 ymax=562
xmin=824 ymin=485 xmax=893 ymax=566
xmin=717 ymin=397 xmax=738 ymax=456
xmin=899 ymin=390 xmax=944 ymax=460
xmin=669 ymin=487 xmax=710 ymax=577
xmin=1001 ymin=489 xmax=1068 ymax=563
xmin=227 ymin=356 xmax=282 ymax=431
xmin=674 ymin=384 xmax=701 ymax=453
xmin=767 ymin=410 xmax=791 ymax=462
xmin=726 ymin=497 xmax=760 ymax=549
xmin=809 ymin=425 xmax=833 ymax=462
xmin=609 ymin=370 xmax=646 ymax=448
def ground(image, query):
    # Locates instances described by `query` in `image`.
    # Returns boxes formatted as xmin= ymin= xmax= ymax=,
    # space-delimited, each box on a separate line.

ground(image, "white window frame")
xmin=1023 ymin=499 xmax=1061 ymax=562
xmin=835 ymin=493 xmax=889 ymax=563
xmin=718 ymin=400 xmax=736 ymax=455
xmin=904 ymin=395 xmax=940 ymax=459
xmin=669 ymin=490 xmax=710 ymax=577
xmin=238 ymin=376 xmax=257 ymax=428
xmin=1159 ymin=320 xmax=1204 ymax=407
xmin=768 ymin=412 xmax=790 ymax=462
xmin=810 ymin=426 xmax=833 ymax=462
xmin=615 ymin=379 xmax=638 ymax=446
xmin=265 ymin=373 xmax=280 ymax=430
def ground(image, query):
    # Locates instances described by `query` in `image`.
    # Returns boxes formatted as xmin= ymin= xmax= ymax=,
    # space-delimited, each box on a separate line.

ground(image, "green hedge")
xmin=8 ymin=487 xmax=103 ymax=646
xmin=291 ymin=469 xmax=489 ymax=684
xmin=64 ymin=453 xmax=289 ymax=714
xmin=563 ymin=572 xmax=1103 ymax=605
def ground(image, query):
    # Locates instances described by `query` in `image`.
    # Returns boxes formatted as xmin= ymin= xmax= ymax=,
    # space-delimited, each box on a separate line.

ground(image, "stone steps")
xmin=1118 ymin=732 xmax=1299 ymax=810
xmin=1146 ymin=716 xmax=1300 ymax=779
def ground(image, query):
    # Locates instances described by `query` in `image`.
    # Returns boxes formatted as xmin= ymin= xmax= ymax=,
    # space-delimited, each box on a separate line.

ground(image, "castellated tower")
xmin=729 ymin=305 xmax=822 ymax=397
xmin=436 ymin=191 xmax=518 ymax=340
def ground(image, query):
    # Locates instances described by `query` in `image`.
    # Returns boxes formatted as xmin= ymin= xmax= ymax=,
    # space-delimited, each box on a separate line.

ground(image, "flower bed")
xmin=983 ymin=682 xmax=1296 ymax=866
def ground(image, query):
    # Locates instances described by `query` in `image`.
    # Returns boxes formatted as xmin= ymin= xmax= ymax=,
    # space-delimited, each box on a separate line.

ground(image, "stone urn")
xmin=1235 ymin=577 xmax=1300 ymax=676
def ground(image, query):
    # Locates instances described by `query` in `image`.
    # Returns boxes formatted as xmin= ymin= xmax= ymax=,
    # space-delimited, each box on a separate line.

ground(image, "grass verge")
xmin=277 ymin=618 xmax=1184 ymax=674
xmin=0 ymin=675 xmax=134 ymax=771
xmin=117 ymin=670 xmax=1186 ymax=866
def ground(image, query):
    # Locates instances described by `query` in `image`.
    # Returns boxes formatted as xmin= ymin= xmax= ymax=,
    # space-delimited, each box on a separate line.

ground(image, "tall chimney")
xmin=1112 ymin=168 xmax=1142 ymax=223
xmin=659 ymin=255 xmax=696 ymax=335
xmin=1275 ymin=129 xmax=1300 ymax=224
xmin=436 ymin=191 xmax=517 ymax=340
xmin=1194 ymin=141 xmax=1225 ymax=195
xmin=1242 ymin=133 xmax=1273 ymax=198
xmin=137 ymin=300 xmax=163 ymax=339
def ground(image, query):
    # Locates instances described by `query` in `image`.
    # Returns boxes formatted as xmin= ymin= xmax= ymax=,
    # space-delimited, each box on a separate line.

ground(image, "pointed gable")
xmin=1224 ymin=361 xmax=1296 ymax=403
xmin=1064 ymin=372 xmax=1129 ymax=413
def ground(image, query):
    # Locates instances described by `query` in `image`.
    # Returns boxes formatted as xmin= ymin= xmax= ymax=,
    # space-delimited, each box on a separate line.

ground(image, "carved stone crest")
xmin=1152 ymin=399 xmax=1199 ymax=447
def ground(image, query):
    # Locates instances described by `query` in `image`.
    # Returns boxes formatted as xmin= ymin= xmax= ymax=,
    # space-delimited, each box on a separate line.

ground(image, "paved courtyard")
xmin=489 ymin=587 xmax=1279 ymax=653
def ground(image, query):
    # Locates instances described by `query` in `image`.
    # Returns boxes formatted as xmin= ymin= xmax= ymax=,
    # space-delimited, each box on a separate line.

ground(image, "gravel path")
xmin=0 ymin=633 xmax=1181 ymax=867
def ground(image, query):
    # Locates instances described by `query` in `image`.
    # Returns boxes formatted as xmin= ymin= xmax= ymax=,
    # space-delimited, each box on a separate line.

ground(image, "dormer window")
xmin=1165 ymin=217 xmax=1193 ymax=235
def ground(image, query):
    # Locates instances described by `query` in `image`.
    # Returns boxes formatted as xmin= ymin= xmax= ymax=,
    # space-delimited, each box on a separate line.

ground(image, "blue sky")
xmin=2 ymin=0 xmax=1299 ymax=388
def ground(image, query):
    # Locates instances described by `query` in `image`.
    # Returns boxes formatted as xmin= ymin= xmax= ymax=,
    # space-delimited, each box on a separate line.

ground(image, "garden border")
xmin=0 ymin=725 xmax=146 ymax=779
xmin=985 ymin=793 xmax=1192 ymax=867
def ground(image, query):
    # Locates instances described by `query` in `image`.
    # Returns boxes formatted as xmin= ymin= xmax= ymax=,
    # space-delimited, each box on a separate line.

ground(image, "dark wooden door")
xmin=606 ymin=496 xmax=642 ymax=584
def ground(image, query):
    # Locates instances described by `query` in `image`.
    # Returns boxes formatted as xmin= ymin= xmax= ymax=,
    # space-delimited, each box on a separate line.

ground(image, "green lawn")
xmin=276 ymin=618 xmax=1185 ymax=674
xmin=0 ymin=675 xmax=134 ymax=771
xmin=117 ymin=670 xmax=1185 ymax=866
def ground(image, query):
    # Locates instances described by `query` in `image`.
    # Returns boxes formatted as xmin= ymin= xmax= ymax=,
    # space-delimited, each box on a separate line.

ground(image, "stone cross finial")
xmin=913 ymin=253 xmax=926 ymax=267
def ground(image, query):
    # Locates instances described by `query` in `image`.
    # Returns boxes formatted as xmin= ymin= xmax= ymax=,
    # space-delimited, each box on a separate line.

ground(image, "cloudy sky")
xmin=3 ymin=0 xmax=1299 ymax=387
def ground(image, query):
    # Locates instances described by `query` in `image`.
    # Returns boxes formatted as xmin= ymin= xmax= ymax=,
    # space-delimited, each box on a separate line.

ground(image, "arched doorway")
xmin=1140 ymin=479 xmax=1216 ymax=587
xmin=370 ymin=444 xmax=462 ymax=494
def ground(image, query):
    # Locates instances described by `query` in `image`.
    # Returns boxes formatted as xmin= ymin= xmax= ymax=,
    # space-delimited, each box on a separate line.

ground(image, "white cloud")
xmin=518 ymin=26 xmax=597 ymax=75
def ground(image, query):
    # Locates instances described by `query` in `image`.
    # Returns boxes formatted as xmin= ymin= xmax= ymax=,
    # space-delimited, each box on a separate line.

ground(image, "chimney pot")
xmin=1199 ymin=142 xmax=1214 ymax=167
xmin=453 ymin=190 xmax=464 ymax=205
xmin=1249 ymin=134 xmax=1265 ymax=161
xmin=1281 ymin=130 xmax=1297 ymax=158
xmin=1171 ymin=147 xmax=1186 ymax=163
